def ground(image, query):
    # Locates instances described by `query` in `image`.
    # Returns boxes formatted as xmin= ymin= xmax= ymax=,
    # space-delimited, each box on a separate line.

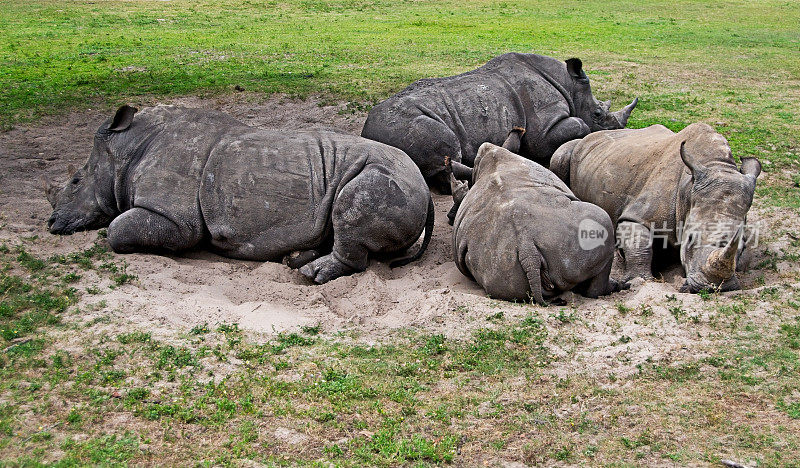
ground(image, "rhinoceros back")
xmin=453 ymin=185 xmax=531 ymax=301
xmin=568 ymin=125 xmax=684 ymax=228
xmin=362 ymin=53 xmax=572 ymax=174
xmin=377 ymin=73 xmax=526 ymax=164
xmin=199 ymin=130 xmax=370 ymax=261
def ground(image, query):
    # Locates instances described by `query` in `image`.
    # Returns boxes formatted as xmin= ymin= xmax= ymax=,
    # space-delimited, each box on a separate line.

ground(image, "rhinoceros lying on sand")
xmin=550 ymin=123 xmax=761 ymax=293
xmin=45 ymin=105 xmax=433 ymax=284
xmin=361 ymin=52 xmax=638 ymax=188
xmin=446 ymin=131 xmax=622 ymax=304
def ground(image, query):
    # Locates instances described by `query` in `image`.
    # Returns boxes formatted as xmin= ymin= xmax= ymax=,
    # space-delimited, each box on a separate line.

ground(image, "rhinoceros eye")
xmin=71 ymin=175 xmax=81 ymax=184
xmin=593 ymin=108 xmax=603 ymax=117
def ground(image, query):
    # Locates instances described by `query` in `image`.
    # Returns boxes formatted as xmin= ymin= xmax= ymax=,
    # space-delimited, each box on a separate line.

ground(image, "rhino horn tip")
xmin=612 ymin=98 xmax=638 ymax=128
xmin=704 ymin=227 xmax=742 ymax=278
xmin=41 ymin=175 xmax=59 ymax=208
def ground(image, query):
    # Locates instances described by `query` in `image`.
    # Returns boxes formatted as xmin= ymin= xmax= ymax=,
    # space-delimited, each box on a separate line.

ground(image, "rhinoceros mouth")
xmin=48 ymin=213 xmax=88 ymax=235
xmin=679 ymin=273 xmax=740 ymax=294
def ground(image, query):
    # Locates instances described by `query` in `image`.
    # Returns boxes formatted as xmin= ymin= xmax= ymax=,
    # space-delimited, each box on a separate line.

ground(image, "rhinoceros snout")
xmin=48 ymin=214 xmax=74 ymax=235
xmin=680 ymin=273 xmax=741 ymax=294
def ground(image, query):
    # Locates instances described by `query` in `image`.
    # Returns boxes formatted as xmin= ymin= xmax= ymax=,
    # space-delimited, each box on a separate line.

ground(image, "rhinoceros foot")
xmin=609 ymin=277 xmax=631 ymax=293
xmin=625 ymin=277 xmax=647 ymax=289
xmin=285 ymin=249 xmax=324 ymax=269
xmin=300 ymin=254 xmax=356 ymax=284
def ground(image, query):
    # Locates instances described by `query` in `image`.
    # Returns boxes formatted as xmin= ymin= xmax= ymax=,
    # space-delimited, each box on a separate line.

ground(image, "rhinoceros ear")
xmin=680 ymin=141 xmax=708 ymax=180
xmin=740 ymin=158 xmax=761 ymax=181
xmin=566 ymin=58 xmax=587 ymax=80
xmin=108 ymin=105 xmax=138 ymax=132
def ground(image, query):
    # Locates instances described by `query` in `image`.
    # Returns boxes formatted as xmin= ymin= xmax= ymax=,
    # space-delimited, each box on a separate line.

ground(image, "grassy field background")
xmin=2 ymin=0 xmax=800 ymax=466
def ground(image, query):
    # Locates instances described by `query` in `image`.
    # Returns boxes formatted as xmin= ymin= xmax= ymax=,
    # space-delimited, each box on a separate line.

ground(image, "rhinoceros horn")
xmin=41 ymin=176 xmax=60 ymax=208
xmin=703 ymin=225 xmax=743 ymax=279
xmin=612 ymin=98 xmax=638 ymax=127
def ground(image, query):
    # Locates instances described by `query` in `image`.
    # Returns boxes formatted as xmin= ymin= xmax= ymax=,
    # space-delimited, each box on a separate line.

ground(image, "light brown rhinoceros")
xmin=550 ymin=123 xmax=761 ymax=293
xmin=45 ymin=105 xmax=433 ymax=284
xmin=446 ymin=132 xmax=622 ymax=304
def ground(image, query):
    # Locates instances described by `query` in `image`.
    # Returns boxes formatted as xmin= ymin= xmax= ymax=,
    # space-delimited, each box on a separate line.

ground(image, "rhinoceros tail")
xmin=389 ymin=195 xmax=435 ymax=268
xmin=519 ymin=247 xmax=547 ymax=306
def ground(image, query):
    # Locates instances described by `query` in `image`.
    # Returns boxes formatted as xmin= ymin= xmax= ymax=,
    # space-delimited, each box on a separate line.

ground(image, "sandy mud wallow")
xmin=45 ymin=105 xmax=434 ymax=284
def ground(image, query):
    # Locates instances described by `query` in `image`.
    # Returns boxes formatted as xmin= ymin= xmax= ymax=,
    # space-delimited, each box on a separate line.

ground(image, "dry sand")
xmin=0 ymin=94 xmax=789 ymax=377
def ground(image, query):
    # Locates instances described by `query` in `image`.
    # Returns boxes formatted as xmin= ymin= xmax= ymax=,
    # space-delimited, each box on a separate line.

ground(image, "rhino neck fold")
xmin=94 ymin=179 xmax=118 ymax=220
xmin=674 ymin=171 xmax=693 ymax=238
xmin=85 ymin=139 xmax=120 ymax=221
xmin=111 ymin=128 xmax=165 ymax=213
xmin=513 ymin=57 xmax=576 ymax=117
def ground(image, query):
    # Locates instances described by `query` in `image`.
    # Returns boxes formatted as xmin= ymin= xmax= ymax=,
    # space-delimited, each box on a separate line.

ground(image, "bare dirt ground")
xmin=0 ymin=95 xmax=792 ymax=379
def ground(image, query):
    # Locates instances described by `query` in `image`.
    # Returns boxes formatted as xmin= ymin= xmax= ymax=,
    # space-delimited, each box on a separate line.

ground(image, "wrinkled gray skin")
xmin=361 ymin=52 xmax=638 ymax=189
xmin=46 ymin=105 xmax=434 ymax=284
xmin=550 ymin=123 xmax=761 ymax=293
xmin=447 ymin=136 xmax=621 ymax=304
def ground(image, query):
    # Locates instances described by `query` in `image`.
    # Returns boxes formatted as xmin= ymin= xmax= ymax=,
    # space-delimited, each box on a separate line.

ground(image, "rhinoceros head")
xmin=565 ymin=58 xmax=638 ymax=131
xmin=46 ymin=105 xmax=137 ymax=235
xmin=677 ymin=141 xmax=761 ymax=293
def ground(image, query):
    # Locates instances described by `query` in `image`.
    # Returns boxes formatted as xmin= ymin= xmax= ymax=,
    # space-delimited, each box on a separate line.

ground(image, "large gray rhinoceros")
xmin=361 ymin=52 xmax=638 ymax=187
xmin=446 ymin=133 xmax=621 ymax=304
xmin=45 ymin=105 xmax=434 ymax=284
xmin=549 ymin=123 xmax=761 ymax=293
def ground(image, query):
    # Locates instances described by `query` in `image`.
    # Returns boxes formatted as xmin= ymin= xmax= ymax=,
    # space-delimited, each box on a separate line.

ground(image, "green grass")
xmin=1 ymin=0 xmax=799 ymax=155
xmin=0 ymin=265 xmax=74 ymax=344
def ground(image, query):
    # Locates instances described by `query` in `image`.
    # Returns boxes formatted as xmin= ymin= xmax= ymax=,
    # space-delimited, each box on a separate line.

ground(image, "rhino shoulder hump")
xmin=489 ymin=52 xmax=527 ymax=65
xmin=681 ymin=122 xmax=716 ymax=135
xmin=477 ymin=141 xmax=498 ymax=155
xmin=648 ymin=123 xmax=673 ymax=133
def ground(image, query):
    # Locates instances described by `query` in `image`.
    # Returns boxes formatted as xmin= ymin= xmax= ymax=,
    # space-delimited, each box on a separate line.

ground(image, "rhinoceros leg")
xmin=299 ymin=252 xmax=355 ymax=284
xmin=408 ymin=116 xmax=463 ymax=191
xmin=284 ymin=239 xmax=334 ymax=269
xmin=107 ymin=207 xmax=202 ymax=254
xmin=444 ymin=156 xmax=470 ymax=226
xmin=616 ymin=221 xmax=655 ymax=282
xmin=300 ymin=166 xmax=426 ymax=284
xmin=573 ymin=257 xmax=624 ymax=298
xmin=540 ymin=117 xmax=589 ymax=165
xmin=549 ymin=139 xmax=580 ymax=185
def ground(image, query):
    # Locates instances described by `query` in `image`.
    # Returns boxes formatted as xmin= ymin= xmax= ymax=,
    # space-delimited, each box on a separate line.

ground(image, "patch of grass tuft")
xmin=61 ymin=432 xmax=142 ymax=465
